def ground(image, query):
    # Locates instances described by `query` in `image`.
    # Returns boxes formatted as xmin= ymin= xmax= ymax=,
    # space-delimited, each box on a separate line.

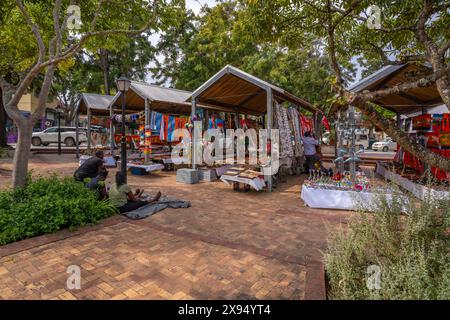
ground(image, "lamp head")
xmin=116 ymin=75 xmax=131 ymax=92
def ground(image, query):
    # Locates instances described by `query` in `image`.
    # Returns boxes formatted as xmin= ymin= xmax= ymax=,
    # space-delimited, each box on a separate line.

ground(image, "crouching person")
xmin=85 ymin=171 xmax=109 ymax=200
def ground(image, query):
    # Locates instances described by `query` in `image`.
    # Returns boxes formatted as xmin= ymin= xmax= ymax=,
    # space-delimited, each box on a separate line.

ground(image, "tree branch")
xmin=332 ymin=0 xmax=363 ymax=28
xmin=358 ymin=100 xmax=450 ymax=171
xmin=33 ymin=65 xmax=56 ymax=122
xmin=438 ymin=39 xmax=450 ymax=57
xmin=352 ymin=64 xmax=450 ymax=103
xmin=16 ymin=0 xmax=46 ymax=62
xmin=415 ymin=0 xmax=438 ymax=55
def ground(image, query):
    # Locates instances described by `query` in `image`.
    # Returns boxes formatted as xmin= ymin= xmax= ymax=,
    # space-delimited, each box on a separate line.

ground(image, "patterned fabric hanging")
xmin=274 ymin=102 xmax=294 ymax=158
xmin=168 ymin=116 xmax=176 ymax=142
xmin=288 ymin=107 xmax=303 ymax=157
xmin=159 ymin=115 xmax=166 ymax=140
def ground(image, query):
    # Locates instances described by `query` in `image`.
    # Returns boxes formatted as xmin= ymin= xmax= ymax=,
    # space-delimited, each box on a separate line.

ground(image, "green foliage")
xmin=0 ymin=147 xmax=8 ymax=158
xmin=152 ymin=1 xmax=336 ymax=107
xmin=0 ymin=174 xmax=117 ymax=245
xmin=325 ymin=193 xmax=450 ymax=300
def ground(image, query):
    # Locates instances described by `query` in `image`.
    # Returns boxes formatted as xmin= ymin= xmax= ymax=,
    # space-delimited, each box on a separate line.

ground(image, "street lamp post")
xmin=56 ymin=106 xmax=63 ymax=155
xmin=116 ymin=75 xmax=131 ymax=183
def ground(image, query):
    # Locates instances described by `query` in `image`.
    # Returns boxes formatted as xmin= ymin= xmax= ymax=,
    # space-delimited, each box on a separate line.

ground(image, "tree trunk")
xmin=0 ymin=91 xmax=7 ymax=147
xmin=99 ymin=48 xmax=110 ymax=95
xmin=12 ymin=118 xmax=32 ymax=188
xmin=356 ymin=100 xmax=450 ymax=171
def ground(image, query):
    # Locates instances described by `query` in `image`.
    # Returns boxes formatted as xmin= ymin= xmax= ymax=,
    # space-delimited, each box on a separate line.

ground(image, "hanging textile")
xmin=155 ymin=113 xmax=163 ymax=132
xmin=159 ymin=115 xmax=166 ymax=140
xmin=322 ymin=115 xmax=331 ymax=131
xmin=168 ymin=116 xmax=176 ymax=142
xmin=216 ymin=118 xmax=224 ymax=129
xmin=288 ymin=107 xmax=303 ymax=157
xmin=150 ymin=112 xmax=157 ymax=130
xmin=300 ymin=115 xmax=313 ymax=135
xmin=274 ymin=102 xmax=294 ymax=158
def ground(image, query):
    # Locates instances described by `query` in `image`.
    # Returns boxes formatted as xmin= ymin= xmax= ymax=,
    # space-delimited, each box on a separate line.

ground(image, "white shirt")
xmin=302 ymin=136 xmax=319 ymax=155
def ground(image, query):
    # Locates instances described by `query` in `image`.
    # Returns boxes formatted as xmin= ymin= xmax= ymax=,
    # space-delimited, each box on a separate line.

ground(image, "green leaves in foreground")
xmin=0 ymin=174 xmax=117 ymax=245
xmin=325 ymin=193 xmax=450 ymax=300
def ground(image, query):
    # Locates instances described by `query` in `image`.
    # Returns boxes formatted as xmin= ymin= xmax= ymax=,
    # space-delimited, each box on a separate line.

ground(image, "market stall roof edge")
xmin=187 ymin=65 xmax=319 ymax=115
xmin=109 ymin=81 xmax=227 ymax=116
xmin=77 ymin=93 xmax=116 ymax=116
xmin=348 ymin=63 xmax=443 ymax=115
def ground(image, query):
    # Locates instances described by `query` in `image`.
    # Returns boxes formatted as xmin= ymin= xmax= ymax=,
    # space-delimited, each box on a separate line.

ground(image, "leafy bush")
xmin=325 ymin=192 xmax=449 ymax=300
xmin=0 ymin=174 xmax=117 ymax=245
xmin=0 ymin=147 xmax=9 ymax=158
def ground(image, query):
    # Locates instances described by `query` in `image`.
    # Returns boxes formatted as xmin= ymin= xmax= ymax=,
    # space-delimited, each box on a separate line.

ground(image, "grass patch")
xmin=0 ymin=173 xmax=117 ymax=245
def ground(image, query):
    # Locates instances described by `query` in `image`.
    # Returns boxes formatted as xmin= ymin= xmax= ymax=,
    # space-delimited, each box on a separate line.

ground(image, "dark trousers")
xmin=118 ymin=200 xmax=148 ymax=213
xmin=305 ymin=155 xmax=315 ymax=171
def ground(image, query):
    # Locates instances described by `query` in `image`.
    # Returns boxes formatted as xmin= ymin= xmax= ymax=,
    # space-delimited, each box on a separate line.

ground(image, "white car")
xmin=372 ymin=138 xmax=397 ymax=152
xmin=31 ymin=127 xmax=87 ymax=147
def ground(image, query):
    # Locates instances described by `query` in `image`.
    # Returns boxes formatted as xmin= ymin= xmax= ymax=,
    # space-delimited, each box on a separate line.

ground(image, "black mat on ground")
xmin=122 ymin=195 xmax=191 ymax=220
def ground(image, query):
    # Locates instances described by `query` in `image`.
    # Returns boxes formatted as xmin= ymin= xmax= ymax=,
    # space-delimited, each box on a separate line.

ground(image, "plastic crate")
xmin=130 ymin=167 xmax=148 ymax=175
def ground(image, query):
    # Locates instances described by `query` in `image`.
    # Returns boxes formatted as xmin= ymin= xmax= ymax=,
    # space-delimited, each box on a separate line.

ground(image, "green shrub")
xmin=0 ymin=174 xmax=117 ymax=245
xmin=0 ymin=147 xmax=7 ymax=158
xmin=325 ymin=192 xmax=449 ymax=300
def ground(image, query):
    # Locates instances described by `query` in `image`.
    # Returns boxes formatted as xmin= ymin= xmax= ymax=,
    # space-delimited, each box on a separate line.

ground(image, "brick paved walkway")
xmin=0 ymin=154 xmax=351 ymax=299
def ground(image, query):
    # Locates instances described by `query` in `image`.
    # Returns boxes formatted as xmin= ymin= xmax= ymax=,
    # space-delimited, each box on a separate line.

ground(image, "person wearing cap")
xmin=74 ymin=150 xmax=107 ymax=182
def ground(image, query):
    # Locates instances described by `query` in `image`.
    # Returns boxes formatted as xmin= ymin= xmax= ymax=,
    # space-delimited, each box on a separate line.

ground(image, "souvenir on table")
xmin=304 ymin=170 xmax=371 ymax=192
xmin=412 ymin=114 xmax=432 ymax=131
xmin=426 ymin=132 xmax=440 ymax=148
xmin=442 ymin=114 xmax=450 ymax=132
xmin=440 ymin=133 xmax=450 ymax=148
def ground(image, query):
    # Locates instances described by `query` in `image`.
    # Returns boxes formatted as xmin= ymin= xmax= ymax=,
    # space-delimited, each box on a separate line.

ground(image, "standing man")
xmin=302 ymin=131 xmax=319 ymax=172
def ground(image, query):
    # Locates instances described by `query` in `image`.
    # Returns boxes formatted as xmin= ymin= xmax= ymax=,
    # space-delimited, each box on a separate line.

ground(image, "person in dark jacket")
xmin=74 ymin=150 xmax=107 ymax=182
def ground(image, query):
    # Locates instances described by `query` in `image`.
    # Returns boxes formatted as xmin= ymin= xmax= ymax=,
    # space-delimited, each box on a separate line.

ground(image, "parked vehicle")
xmin=322 ymin=131 xmax=331 ymax=145
xmin=31 ymin=127 xmax=87 ymax=147
xmin=372 ymin=138 xmax=397 ymax=152
xmin=342 ymin=133 xmax=369 ymax=150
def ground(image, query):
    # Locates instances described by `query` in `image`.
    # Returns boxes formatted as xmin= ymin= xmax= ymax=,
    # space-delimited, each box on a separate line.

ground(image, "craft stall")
xmin=376 ymin=107 xmax=450 ymax=200
xmin=75 ymin=93 xmax=118 ymax=164
xmin=185 ymin=65 xmax=322 ymax=192
xmin=351 ymin=62 xmax=448 ymax=203
xmin=109 ymin=81 xmax=226 ymax=176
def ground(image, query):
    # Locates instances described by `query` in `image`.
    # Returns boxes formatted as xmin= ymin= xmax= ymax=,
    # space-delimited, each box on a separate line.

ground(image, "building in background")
xmin=6 ymin=92 xmax=60 ymax=144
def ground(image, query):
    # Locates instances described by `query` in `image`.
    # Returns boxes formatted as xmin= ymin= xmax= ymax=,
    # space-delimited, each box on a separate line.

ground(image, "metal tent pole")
xmin=110 ymin=103 xmax=114 ymax=155
xmin=75 ymin=110 xmax=80 ymax=159
xmin=191 ymin=98 xmax=197 ymax=169
xmin=144 ymin=98 xmax=150 ymax=163
xmin=266 ymin=89 xmax=273 ymax=192
xmin=87 ymin=107 xmax=91 ymax=151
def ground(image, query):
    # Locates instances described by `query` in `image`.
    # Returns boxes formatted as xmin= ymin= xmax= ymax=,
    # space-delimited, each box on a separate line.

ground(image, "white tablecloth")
xmin=301 ymin=185 xmax=409 ymax=212
xmin=127 ymin=163 xmax=165 ymax=172
xmin=376 ymin=163 xmax=450 ymax=200
xmin=79 ymin=155 xmax=116 ymax=167
xmin=220 ymin=175 xmax=266 ymax=191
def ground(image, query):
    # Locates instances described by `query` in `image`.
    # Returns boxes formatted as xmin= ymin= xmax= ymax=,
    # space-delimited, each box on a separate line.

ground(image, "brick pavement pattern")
xmin=0 ymin=154 xmax=350 ymax=299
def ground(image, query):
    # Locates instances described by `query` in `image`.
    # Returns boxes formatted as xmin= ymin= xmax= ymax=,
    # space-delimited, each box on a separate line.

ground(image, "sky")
xmin=147 ymin=0 xmax=364 ymax=86
xmin=188 ymin=0 xmax=217 ymax=15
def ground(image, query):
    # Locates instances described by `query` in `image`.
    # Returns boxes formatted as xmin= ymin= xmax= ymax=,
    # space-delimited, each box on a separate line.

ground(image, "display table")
xmin=126 ymin=163 xmax=164 ymax=172
xmin=376 ymin=163 xmax=450 ymax=200
xmin=220 ymin=174 xmax=266 ymax=191
xmin=301 ymin=185 xmax=408 ymax=212
xmin=79 ymin=155 xmax=116 ymax=168
xmin=215 ymin=164 xmax=233 ymax=177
